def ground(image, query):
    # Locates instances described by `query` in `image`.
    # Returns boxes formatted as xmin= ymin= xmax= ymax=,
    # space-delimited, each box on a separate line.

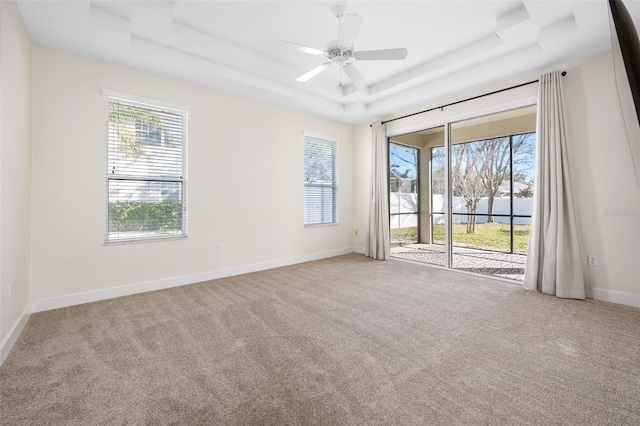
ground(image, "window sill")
xmin=105 ymin=234 xmax=187 ymax=245
xmin=304 ymin=222 xmax=339 ymax=228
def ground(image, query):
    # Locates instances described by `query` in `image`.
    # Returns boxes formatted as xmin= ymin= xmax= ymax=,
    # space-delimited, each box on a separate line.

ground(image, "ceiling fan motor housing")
xmin=327 ymin=46 xmax=354 ymax=62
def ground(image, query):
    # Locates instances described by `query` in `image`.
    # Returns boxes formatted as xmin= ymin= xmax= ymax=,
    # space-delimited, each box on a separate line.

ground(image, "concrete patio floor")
xmin=391 ymin=243 xmax=527 ymax=281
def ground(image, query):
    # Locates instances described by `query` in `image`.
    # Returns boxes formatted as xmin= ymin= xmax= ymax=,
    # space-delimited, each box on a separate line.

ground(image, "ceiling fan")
xmin=281 ymin=6 xmax=408 ymax=93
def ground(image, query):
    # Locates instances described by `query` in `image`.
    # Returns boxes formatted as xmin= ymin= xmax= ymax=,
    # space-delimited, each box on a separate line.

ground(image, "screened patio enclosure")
xmin=388 ymin=106 xmax=537 ymax=281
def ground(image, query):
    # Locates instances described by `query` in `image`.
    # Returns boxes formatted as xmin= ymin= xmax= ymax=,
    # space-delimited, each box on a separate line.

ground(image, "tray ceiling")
xmin=18 ymin=1 xmax=615 ymax=124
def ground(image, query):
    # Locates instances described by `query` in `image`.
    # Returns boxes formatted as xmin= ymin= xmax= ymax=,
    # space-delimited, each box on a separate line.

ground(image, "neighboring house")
xmin=390 ymin=168 xmax=416 ymax=193
xmin=497 ymin=181 xmax=530 ymax=198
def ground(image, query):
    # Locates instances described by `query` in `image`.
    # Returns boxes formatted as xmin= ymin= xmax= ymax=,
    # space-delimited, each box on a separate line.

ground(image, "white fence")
xmin=390 ymin=192 xmax=533 ymax=229
xmin=389 ymin=193 xmax=419 ymax=229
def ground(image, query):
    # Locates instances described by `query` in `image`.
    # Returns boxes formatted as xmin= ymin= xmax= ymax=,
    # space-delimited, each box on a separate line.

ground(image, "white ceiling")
xmin=18 ymin=0 xmax=614 ymax=125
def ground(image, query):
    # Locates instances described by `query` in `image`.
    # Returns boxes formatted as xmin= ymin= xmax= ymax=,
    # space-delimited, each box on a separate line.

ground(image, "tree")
xmin=390 ymin=144 xmax=417 ymax=178
xmin=390 ymin=143 xmax=418 ymax=195
xmin=512 ymin=133 xmax=536 ymax=189
xmin=451 ymin=143 xmax=484 ymax=233
xmin=516 ymin=184 xmax=534 ymax=198
xmin=428 ymin=133 xmax=535 ymax=233
xmin=304 ymin=142 xmax=333 ymax=183
xmin=431 ymin=147 xmax=445 ymax=195
xmin=108 ymin=102 xmax=166 ymax=159
xmin=473 ymin=133 xmax=534 ymax=222
xmin=512 ymin=169 xmax=531 ymax=186
xmin=304 ymin=156 xmax=331 ymax=183
xmin=472 ymin=137 xmax=510 ymax=223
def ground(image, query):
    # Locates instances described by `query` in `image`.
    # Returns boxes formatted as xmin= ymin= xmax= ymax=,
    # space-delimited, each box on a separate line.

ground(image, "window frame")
xmin=104 ymin=90 xmax=189 ymax=244
xmin=303 ymin=132 xmax=339 ymax=226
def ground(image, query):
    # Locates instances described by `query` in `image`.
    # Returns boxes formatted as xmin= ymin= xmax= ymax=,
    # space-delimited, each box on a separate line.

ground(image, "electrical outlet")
xmin=9 ymin=282 xmax=13 ymax=300
xmin=216 ymin=244 xmax=222 ymax=253
xmin=588 ymin=255 xmax=597 ymax=266
xmin=292 ymin=236 xmax=297 ymax=244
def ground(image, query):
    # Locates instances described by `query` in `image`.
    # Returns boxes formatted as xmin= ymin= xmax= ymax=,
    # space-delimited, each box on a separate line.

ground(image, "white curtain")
xmin=367 ymin=121 xmax=390 ymax=260
xmin=524 ymin=71 xmax=590 ymax=299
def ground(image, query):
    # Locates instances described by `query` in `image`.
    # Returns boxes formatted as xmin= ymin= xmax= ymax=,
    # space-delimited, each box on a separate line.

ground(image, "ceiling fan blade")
xmin=355 ymin=48 xmax=408 ymax=61
xmin=279 ymin=40 xmax=326 ymax=56
xmin=343 ymin=63 xmax=368 ymax=93
xmin=337 ymin=13 xmax=363 ymax=48
xmin=297 ymin=62 xmax=333 ymax=82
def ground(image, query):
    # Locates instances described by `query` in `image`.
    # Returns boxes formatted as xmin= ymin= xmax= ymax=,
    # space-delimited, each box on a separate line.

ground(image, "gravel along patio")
xmin=391 ymin=243 xmax=527 ymax=281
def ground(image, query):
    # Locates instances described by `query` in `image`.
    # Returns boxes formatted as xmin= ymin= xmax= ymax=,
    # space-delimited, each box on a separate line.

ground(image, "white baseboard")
xmin=32 ymin=247 xmax=357 ymax=313
xmin=0 ymin=305 xmax=31 ymax=366
xmin=591 ymin=287 xmax=640 ymax=308
xmin=28 ymin=248 xmax=637 ymax=323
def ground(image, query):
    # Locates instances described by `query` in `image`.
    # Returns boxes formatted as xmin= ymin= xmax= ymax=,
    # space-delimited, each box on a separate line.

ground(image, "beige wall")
xmin=30 ymin=46 xmax=354 ymax=304
xmin=352 ymin=123 xmax=371 ymax=252
xmin=354 ymin=52 xmax=640 ymax=305
xmin=418 ymin=144 xmax=433 ymax=243
xmin=564 ymin=52 xmax=640 ymax=299
xmin=0 ymin=1 xmax=33 ymax=358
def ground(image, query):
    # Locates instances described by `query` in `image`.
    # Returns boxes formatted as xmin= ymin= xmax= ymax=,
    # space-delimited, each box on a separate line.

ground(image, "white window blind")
xmin=304 ymin=135 xmax=338 ymax=225
xmin=106 ymin=96 xmax=187 ymax=242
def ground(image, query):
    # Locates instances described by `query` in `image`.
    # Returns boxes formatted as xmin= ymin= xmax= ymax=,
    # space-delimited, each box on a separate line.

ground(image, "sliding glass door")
xmin=448 ymin=129 xmax=535 ymax=279
xmin=389 ymin=106 xmax=536 ymax=281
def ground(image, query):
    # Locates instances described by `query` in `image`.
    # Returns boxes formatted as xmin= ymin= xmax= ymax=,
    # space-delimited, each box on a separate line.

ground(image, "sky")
xmin=390 ymin=132 xmax=536 ymax=185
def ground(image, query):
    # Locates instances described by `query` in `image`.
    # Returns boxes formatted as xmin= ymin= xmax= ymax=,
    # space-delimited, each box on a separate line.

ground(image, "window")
xmin=106 ymin=95 xmax=187 ymax=242
xmin=304 ymin=134 xmax=338 ymax=225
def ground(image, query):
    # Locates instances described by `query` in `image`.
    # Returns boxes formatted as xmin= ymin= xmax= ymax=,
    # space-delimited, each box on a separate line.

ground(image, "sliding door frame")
xmin=444 ymin=123 xmax=452 ymax=269
xmin=385 ymin=97 xmax=537 ymax=277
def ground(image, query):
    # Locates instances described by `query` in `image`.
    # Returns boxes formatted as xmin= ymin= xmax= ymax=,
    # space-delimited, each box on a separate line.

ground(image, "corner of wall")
xmin=0 ymin=306 xmax=30 ymax=366
xmin=0 ymin=0 xmax=34 ymax=366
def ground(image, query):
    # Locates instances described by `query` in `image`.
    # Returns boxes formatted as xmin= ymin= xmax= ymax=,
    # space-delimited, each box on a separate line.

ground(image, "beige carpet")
xmin=1 ymin=254 xmax=639 ymax=425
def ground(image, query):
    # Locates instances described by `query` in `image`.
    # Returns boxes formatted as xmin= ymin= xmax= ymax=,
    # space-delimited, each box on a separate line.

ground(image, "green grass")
xmin=391 ymin=223 xmax=530 ymax=254
xmin=432 ymin=222 xmax=530 ymax=254
xmin=390 ymin=226 xmax=417 ymax=241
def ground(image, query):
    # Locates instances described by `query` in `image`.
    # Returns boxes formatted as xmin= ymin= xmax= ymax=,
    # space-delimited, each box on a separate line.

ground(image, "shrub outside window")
xmin=106 ymin=95 xmax=187 ymax=242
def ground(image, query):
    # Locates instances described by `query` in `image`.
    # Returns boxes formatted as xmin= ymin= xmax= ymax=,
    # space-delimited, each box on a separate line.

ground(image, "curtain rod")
xmin=371 ymin=71 xmax=566 ymax=127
